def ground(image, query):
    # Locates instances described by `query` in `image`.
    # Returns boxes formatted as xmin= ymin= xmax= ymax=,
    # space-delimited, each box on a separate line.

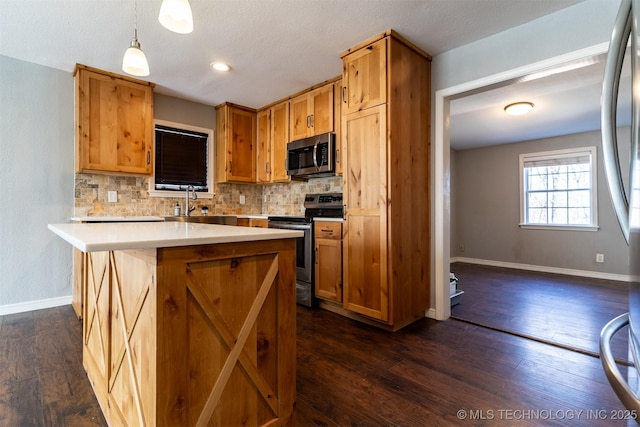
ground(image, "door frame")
xmin=431 ymin=41 xmax=610 ymax=320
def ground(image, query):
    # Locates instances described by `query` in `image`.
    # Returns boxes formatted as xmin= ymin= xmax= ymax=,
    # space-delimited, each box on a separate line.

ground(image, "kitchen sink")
xmin=164 ymin=215 xmax=238 ymax=226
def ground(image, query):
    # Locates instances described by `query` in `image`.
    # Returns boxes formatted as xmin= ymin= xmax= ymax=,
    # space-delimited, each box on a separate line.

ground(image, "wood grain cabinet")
xmin=237 ymin=217 xmax=269 ymax=228
xmin=256 ymin=101 xmax=290 ymax=183
xmin=289 ymin=83 xmax=334 ymax=141
xmin=215 ymin=102 xmax=257 ymax=183
xmin=340 ymin=30 xmax=431 ymax=331
xmin=74 ymin=64 xmax=155 ymax=175
xmin=314 ymin=221 xmax=343 ymax=303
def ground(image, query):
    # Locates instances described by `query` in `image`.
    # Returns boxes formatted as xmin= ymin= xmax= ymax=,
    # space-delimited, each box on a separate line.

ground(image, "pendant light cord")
xmin=134 ymin=0 xmax=138 ymax=39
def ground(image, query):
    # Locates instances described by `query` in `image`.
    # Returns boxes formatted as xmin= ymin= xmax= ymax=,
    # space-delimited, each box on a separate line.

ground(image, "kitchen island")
xmin=48 ymin=222 xmax=302 ymax=427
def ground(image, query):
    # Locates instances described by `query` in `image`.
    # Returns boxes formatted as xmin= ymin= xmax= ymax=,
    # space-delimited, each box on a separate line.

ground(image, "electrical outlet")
xmin=596 ymin=253 xmax=604 ymax=263
xmin=239 ymin=195 xmax=245 ymax=205
xmin=459 ymin=244 xmax=465 ymax=253
xmin=107 ymin=191 xmax=117 ymax=203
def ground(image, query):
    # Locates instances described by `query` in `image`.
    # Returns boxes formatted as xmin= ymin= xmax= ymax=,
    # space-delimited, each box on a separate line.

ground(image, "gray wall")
xmin=0 ymin=56 xmax=220 ymax=312
xmin=451 ymin=129 xmax=630 ymax=275
xmin=0 ymin=55 xmax=75 ymax=307
xmin=154 ymin=93 xmax=216 ymax=129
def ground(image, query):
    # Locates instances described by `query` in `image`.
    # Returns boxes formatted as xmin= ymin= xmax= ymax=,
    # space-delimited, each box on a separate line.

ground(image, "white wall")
xmin=429 ymin=0 xmax=624 ymax=319
xmin=0 ymin=55 xmax=75 ymax=313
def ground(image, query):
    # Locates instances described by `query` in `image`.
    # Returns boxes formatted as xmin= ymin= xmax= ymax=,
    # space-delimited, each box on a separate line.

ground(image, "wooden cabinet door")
xmin=334 ymin=79 xmax=343 ymax=176
xmin=76 ymin=66 xmax=154 ymax=175
xmin=342 ymin=39 xmax=387 ymax=115
xmin=289 ymin=94 xmax=310 ymax=141
xmin=256 ymin=109 xmax=271 ymax=183
xmin=289 ymin=84 xmax=334 ymax=140
xmin=271 ymin=101 xmax=290 ymax=182
xmin=216 ymin=104 xmax=256 ymax=183
xmin=342 ymin=105 xmax=388 ymax=321
xmin=314 ymin=221 xmax=343 ymax=302
xmin=310 ymin=84 xmax=334 ymax=135
xmin=229 ymin=107 xmax=256 ymax=182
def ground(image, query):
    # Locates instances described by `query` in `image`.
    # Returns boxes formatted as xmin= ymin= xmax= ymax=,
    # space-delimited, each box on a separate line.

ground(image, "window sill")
xmin=519 ymin=224 xmax=599 ymax=232
xmin=148 ymin=190 xmax=215 ymax=199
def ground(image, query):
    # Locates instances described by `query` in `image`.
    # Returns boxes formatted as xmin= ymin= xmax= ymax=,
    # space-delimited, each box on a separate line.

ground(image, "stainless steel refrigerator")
xmin=601 ymin=0 xmax=640 ymax=417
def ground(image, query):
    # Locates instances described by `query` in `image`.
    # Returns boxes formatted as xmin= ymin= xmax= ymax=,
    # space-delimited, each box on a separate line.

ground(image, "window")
xmin=149 ymin=120 xmax=214 ymax=198
xmin=519 ymin=147 xmax=598 ymax=230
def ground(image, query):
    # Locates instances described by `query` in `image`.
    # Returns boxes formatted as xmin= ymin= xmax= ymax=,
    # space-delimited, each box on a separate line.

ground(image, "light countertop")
xmin=48 ymin=222 xmax=303 ymax=252
xmin=70 ymin=216 xmax=165 ymax=222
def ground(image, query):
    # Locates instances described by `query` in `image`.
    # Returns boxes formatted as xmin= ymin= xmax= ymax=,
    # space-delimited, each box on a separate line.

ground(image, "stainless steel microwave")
xmin=286 ymin=132 xmax=335 ymax=179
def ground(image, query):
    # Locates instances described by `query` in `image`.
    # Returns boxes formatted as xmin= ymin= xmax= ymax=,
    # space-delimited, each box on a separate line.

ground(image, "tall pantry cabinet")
xmin=340 ymin=30 xmax=431 ymax=331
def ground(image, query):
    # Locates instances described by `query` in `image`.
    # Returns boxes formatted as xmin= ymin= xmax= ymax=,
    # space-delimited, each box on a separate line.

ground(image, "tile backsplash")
xmin=74 ymin=173 xmax=342 ymax=218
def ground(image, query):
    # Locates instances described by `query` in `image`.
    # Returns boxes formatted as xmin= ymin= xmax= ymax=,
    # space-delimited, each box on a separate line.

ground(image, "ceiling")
xmin=0 ymin=0 xmax=601 ymax=150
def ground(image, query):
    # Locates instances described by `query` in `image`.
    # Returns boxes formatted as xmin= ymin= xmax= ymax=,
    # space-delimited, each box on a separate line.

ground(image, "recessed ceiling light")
xmin=211 ymin=62 xmax=231 ymax=72
xmin=504 ymin=102 xmax=534 ymax=116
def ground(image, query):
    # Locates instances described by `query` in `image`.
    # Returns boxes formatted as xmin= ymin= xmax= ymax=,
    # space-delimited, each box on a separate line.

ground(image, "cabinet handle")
xmin=306 ymin=115 xmax=311 ymax=129
xmin=336 ymin=147 xmax=340 ymax=163
xmin=310 ymin=114 xmax=314 ymax=128
xmin=266 ymin=161 xmax=270 ymax=174
xmin=147 ymin=151 xmax=151 ymax=165
xmin=342 ymin=86 xmax=347 ymax=104
xmin=315 ymin=247 xmax=318 ymax=264
xmin=229 ymin=161 xmax=233 ymax=173
xmin=321 ymin=229 xmax=333 ymax=233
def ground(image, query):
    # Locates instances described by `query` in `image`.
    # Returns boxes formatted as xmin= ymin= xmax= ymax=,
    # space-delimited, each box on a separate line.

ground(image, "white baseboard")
xmin=450 ymin=256 xmax=631 ymax=283
xmin=425 ymin=308 xmax=437 ymax=319
xmin=0 ymin=295 xmax=72 ymax=316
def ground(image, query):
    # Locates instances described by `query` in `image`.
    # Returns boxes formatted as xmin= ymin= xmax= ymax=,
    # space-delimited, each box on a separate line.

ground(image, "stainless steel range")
xmin=268 ymin=193 xmax=343 ymax=307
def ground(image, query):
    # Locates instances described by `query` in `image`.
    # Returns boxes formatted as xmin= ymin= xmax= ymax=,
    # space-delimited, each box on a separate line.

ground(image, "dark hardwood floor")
xmin=450 ymin=262 xmax=630 ymax=361
xmin=1 ymin=298 xmax=633 ymax=426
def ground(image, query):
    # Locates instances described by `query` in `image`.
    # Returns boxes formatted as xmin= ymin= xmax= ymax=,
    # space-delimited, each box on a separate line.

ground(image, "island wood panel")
xmin=82 ymin=251 xmax=113 ymax=421
xmin=342 ymin=105 xmax=388 ymax=322
xmin=72 ymin=248 xmax=84 ymax=318
xmin=156 ymin=239 xmax=296 ymax=427
xmin=81 ymin=239 xmax=296 ymax=427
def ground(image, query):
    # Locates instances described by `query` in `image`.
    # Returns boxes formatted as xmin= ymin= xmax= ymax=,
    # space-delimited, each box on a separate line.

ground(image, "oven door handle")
xmin=270 ymin=223 xmax=311 ymax=230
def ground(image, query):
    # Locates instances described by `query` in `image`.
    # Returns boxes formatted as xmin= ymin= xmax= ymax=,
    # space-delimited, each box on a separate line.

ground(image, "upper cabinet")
xmin=271 ymin=101 xmax=290 ymax=182
xmin=256 ymin=101 xmax=290 ymax=184
xmin=74 ymin=64 xmax=155 ymax=175
xmin=289 ymin=83 xmax=334 ymax=140
xmin=342 ymin=39 xmax=387 ymax=115
xmin=215 ymin=102 xmax=257 ymax=183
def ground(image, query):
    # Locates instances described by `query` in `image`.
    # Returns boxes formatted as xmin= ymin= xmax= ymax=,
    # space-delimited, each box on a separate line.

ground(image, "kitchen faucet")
xmin=185 ymin=185 xmax=197 ymax=216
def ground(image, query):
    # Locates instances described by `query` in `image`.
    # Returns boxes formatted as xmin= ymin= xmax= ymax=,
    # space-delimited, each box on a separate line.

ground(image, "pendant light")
xmin=158 ymin=0 xmax=193 ymax=34
xmin=122 ymin=0 xmax=150 ymax=77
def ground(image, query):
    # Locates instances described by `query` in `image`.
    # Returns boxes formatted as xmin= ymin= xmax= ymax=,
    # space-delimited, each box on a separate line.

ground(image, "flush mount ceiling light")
xmin=504 ymin=102 xmax=534 ymax=116
xmin=122 ymin=0 xmax=150 ymax=77
xmin=211 ymin=62 xmax=231 ymax=72
xmin=159 ymin=0 xmax=193 ymax=34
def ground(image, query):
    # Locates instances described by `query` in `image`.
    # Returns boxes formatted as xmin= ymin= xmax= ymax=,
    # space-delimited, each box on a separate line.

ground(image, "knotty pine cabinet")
xmin=74 ymin=64 xmax=155 ymax=175
xmin=314 ymin=221 xmax=343 ymax=303
xmin=256 ymin=101 xmax=290 ymax=183
xmin=215 ymin=102 xmax=257 ymax=183
xmin=289 ymin=83 xmax=334 ymax=141
xmin=340 ymin=30 xmax=431 ymax=331
xmin=237 ymin=217 xmax=269 ymax=228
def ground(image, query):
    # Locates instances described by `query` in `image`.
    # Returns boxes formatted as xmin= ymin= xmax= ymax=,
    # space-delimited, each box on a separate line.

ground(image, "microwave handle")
xmin=313 ymin=141 xmax=319 ymax=170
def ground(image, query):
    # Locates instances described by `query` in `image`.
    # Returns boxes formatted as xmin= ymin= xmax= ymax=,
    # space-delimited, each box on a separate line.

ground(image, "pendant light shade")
xmin=122 ymin=32 xmax=150 ymax=77
xmin=159 ymin=0 xmax=193 ymax=34
xmin=122 ymin=1 xmax=149 ymax=77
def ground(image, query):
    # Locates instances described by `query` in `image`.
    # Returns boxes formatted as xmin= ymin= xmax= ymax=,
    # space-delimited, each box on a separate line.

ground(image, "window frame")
xmin=519 ymin=146 xmax=598 ymax=231
xmin=148 ymin=119 xmax=215 ymax=199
